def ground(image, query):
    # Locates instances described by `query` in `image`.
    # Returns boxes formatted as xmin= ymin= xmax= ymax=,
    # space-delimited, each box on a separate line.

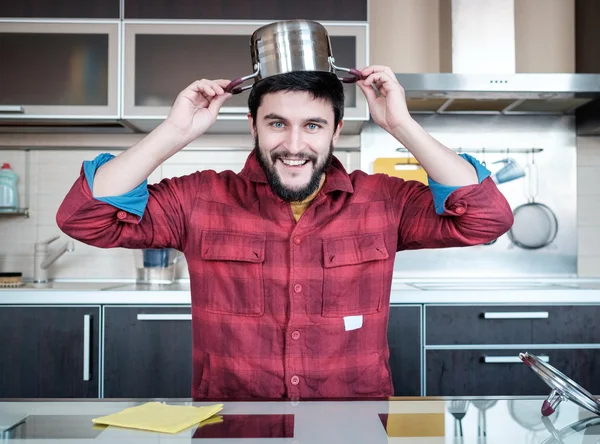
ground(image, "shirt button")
xmin=455 ymin=207 xmax=465 ymax=214
xmin=117 ymin=210 xmax=127 ymax=220
xmin=293 ymin=236 xmax=302 ymax=245
xmin=290 ymin=375 xmax=300 ymax=385
xmin=291 ymin=330 xmax=301 ymax=340
xmin=293 ymin=284 xmax=302 ymax=294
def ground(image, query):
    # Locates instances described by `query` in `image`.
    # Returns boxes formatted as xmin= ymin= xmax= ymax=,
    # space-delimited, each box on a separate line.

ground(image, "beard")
xmin=255 ymin=135 xmax=334 ymax=202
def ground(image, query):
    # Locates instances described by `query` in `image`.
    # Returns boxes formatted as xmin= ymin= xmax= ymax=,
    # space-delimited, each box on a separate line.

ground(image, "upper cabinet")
xmin=0 ymin=0 xmax=369 ymax=134
xmin=0 ymin=0 xmax=120 ymax=19
xmin=0 ymin=22 xmax=119 ymax=120
xmin=124 ymin=0 xmax=367 ymax=21
xmin=122 ymin=22 xmax=368 ymax=134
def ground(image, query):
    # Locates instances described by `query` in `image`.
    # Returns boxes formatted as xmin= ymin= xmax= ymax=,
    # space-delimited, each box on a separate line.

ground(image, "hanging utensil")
xmin=508 ymin=153 xmax=558 ymax=249
xmin=225 ymin=20 xmax=364 ymax=94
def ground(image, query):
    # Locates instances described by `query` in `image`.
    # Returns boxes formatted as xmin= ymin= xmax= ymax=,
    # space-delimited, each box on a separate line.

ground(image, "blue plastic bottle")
xmin=0 ymin=163 xmax=19 ymax=210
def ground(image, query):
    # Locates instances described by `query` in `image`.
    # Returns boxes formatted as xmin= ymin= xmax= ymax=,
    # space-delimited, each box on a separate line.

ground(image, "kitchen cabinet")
xmin=124 ymin=0 xmax=367 ymax=21
xmin=0 ymin=0 xmax=120 ymax=19
xmin=387 ymin=305 xmax=421 ymax=396
xmin=424 ymin=304 xmax=600 ymax=396
xmin=122 ymin=22 xmax=368 ymax=133
xmin=0 ymin=22 xmax=119 ymax=120
xmin=426 ymin=348 xmax=600 ymax=396
xmin=425 ymin=304 xmax=600 ymax=345
xmin=103 ymin=306 xmax=193 ymax=398
xmin=0 ymin=306 xmax=100 ymax=398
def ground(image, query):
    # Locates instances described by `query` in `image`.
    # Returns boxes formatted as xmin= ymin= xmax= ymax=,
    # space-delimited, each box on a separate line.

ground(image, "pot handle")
xmin=225 ymin=64 xmax=260 ymax=94
xmin=330 ymin=58 xmax=364 ymax=83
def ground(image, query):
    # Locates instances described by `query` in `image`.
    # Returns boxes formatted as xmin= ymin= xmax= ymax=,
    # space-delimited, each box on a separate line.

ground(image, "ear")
xmin=332 ymin=120 xmax=344 ymax=145
xmin=248 ymin=112 xmax=256 ymax=138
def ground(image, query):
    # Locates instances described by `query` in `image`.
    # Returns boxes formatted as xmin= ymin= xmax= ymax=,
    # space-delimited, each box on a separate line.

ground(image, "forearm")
xmin=391 ymin=118 xmax=478 ymax=186
xmin=93 ymin=122 xmax=186 ymax=197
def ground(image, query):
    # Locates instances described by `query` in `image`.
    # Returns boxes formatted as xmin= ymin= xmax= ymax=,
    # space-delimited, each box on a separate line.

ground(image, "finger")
xmin=360 ymin=65 xmax=388 ymax=77
xmin=361 ymin=66 xmax=399 ymax=85
xmin=211 ymin=83 xmax=225 ymax=96
xmin=213 ymin=79 xmax=233 ymax=89
xmin=357 ymin=80 xmax=378 ymax=104
xmin=204 ymin=80 xmax=229 ymax=96
xmin=202 ymin=84 xmax=217 ymax=97
xmin=207 ymin=92 xmax=231 ymax=114
xmin=363 ymin=72 xmax=392 ymax=95
xmin=188 ymin=80 xmax=217 ymax=97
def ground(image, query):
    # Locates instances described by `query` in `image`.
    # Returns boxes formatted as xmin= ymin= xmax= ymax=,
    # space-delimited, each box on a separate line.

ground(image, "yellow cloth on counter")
xmin=92 ymin=402 xmax=224 ymax=434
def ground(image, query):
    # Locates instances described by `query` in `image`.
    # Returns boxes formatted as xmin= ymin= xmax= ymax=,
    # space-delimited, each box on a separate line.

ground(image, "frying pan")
xmin=225 ymin=20 xmax=363 ymax=94
xmin=508 ymin=158 xmax=558 ymax=250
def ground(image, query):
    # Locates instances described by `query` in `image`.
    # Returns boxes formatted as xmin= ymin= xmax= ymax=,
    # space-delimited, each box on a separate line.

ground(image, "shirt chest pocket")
xmin=322 ymin=233 xmax=390 ymax=317
xmin=200 ymin=231 xmax=266 ymax=316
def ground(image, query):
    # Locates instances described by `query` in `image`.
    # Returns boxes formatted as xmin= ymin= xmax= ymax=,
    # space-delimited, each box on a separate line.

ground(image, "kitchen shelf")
xmin=396 ymin=147 xmax=545 ymax=154
xmin=0 ymin=208 xmax=29 ymax=218
xmin=0 ymin=149 xmax=31 ymax=218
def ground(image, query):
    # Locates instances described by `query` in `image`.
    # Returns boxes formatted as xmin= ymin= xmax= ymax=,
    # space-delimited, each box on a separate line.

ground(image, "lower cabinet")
xmin=387 ymin=305 xmax=422 ymax=396
xmin=426 ymin=348 xmax=600 ymax=396
xmin=103 ymin=306 xmax=192 ymax=398
xmin=0 ymin=306 xmax=100 ymax=398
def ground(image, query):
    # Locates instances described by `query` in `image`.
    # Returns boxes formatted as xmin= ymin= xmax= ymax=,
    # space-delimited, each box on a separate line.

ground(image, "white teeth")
xmin=281 ymin=159 xmax=308 ymax=166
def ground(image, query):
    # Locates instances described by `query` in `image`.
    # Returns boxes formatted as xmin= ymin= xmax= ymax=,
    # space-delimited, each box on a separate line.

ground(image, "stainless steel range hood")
xmin=399 ymin=72 xmax=600 ymax=115
xmin=395 ymin=0 xmax=600 ymax=127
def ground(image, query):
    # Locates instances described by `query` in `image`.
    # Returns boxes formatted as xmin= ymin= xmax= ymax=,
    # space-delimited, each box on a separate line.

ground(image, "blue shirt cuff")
xmin=83 ymin=153 xmax=149 ymax=219
xmin=427 ymin=153 xmax=491 ymax=215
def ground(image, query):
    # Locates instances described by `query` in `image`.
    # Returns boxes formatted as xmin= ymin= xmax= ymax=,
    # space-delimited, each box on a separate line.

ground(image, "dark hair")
xmin=248 ymin=71 xmax=345 ymax=128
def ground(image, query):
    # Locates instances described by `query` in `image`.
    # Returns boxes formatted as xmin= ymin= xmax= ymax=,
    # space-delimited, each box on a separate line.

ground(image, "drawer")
xmin=426 ymin=348 xmax=600 ymax=396
xmin=425 ymin=305 xmax=600 ymax=345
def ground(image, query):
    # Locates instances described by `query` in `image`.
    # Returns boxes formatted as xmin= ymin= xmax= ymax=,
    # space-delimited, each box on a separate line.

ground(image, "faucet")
xmin=33 ymin=235 xmax=75 ymax=283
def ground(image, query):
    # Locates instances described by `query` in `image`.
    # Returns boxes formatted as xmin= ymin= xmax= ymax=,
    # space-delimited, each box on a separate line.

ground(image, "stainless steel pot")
xmin=225 ymin=20 xmax=363 ymax=94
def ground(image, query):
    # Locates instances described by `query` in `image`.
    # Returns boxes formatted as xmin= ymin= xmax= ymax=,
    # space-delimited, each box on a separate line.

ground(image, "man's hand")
xmin=357 ymin=65 xmax=412 ymax=135
xmin=164 ymin=79 xmax=232 ymax=146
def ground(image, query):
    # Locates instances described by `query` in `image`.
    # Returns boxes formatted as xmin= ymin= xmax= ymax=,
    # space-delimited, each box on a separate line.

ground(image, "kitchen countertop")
xmin=2 ymin=278 xmax=600 ymax=304
xmin=1 ymin=396 xmax=598 ymax=443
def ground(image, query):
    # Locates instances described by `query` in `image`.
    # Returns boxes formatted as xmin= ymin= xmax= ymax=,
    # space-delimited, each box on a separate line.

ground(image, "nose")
xmin=284 ymin=127 xmax=304 ymax=155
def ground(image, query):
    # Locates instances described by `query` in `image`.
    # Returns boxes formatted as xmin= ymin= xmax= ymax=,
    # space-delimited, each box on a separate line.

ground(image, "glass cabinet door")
xmin=123 ymin=22 xmax=368 ymax=131
xmin=0 ymin=22 xmax=119 ymax=118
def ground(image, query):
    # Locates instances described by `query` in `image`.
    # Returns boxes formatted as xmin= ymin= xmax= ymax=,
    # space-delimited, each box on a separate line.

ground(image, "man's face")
xmin=250 ymin=91 xmax=343 ymax=202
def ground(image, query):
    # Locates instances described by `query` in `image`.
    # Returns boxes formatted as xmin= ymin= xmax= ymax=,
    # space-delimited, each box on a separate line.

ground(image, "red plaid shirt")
xmin=57 ymin=149 xmax=512 ymax=399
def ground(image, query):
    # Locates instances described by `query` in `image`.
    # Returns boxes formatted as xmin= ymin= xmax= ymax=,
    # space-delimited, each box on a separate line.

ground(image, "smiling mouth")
xmin=279 ymin=158 xmax=310 ymax=167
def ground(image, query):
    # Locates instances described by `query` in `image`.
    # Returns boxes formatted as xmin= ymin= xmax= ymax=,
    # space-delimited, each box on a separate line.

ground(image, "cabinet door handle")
xmin=0 ymin=105 xmax=24 ymax=113
xmin=137 ymin=314 xmax=192 ymax=321
xmin=483 ymin=311 xmax=549 ymax=320
xmin=83 ymin=314 xmax=91 ymax=381
xmin=484 ymin=355 xmax=549 ymax=364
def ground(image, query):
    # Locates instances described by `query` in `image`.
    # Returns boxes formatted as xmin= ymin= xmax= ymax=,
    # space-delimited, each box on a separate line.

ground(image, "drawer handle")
xmin=137 ymin=314 xmax=192 ymax=321
xmin=483 ymin=312 xmax=549 ymax=320
xmin=0 ymin=105 xmax=24 ymax=113
xmin=83 ymin=314 xmax=91 ymax=381
xmin=484 ymin=355 xmax=549 ymax=364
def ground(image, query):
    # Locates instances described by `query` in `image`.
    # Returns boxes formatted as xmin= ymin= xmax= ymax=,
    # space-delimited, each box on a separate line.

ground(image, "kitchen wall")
xmin=0 ymin=123 xmax=598 ymax=280
xmin=0 ymin=146 xmax=360 ymax=281
xmin=361 ymin=115 xmax=579 ymax=278
xmin=576 ymin=135 xmax=600 ymax=276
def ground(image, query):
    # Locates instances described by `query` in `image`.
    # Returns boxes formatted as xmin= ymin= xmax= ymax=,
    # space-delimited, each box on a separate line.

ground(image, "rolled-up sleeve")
xmin=83 ymin=153 xmax=149 ymax=220
xmin=57 ymin=161 xmax=201 ymax=252
xmin=427 ymin=153 xmax=491 ymax=215
xmin=387 ymin=164 xmax=514 ymax=251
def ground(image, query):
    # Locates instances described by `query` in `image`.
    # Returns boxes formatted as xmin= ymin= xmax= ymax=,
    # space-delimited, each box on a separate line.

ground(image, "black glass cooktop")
xmin=1 ymin=414 xmax=294 ymax=439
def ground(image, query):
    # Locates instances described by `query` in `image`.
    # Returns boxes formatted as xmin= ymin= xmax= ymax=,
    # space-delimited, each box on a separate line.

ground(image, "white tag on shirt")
xmin=343 ymin=315 xmax=363 ymax=331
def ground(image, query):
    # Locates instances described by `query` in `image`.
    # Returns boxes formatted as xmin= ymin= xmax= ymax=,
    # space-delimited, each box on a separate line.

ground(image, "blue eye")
xmin=272 ymin=121 xmax=284 ymax=128
xmin=307 ymin=123 xmax=319 ymax=130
